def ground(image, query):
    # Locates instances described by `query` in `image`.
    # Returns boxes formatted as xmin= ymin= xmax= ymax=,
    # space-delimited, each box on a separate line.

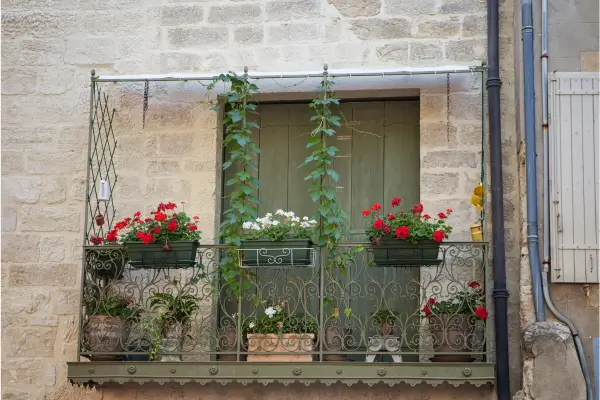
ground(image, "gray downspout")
xmin=539 ymin=0 xmax=594 ymax=398
xmin=521 ymin=0 xmax=546 ymax=322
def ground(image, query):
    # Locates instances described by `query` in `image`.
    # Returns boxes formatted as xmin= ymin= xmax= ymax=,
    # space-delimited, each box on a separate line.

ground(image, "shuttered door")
xmin=550 ymin=73 xmax=600 ymax=283
xmin=222 ymin=101 xmax=421 ymax=353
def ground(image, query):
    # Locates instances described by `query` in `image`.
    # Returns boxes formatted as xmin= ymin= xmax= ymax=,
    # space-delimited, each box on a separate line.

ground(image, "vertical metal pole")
xmin=76 ymin=70 xmax=96 ymax=362
xmin=487 ymin=0 xmax=511 ymax=397
xmin=318 ymin=249 xmax=325 ymax=361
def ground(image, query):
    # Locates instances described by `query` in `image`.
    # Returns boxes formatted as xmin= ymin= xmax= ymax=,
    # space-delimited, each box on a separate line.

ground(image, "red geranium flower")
xmin=469 ymin=281 xmax=481 ymax=289
xmin=189 ymin=225 xmax=198 ymax=231
xmin=362 ymin=210 xmax=370 ymax=217
xmin=106 ymin=230 xmax=118 ymax=242
xmin=136 ymin=231 xmax=154 ymax=245
xmin=371 ymin=203 xmax=382 ymax=212
xmin=167 ymin=220 xmax=178 ymax=232
xmin=165 ymin=202 xmax=177 ymax=210
xmin=396 ymin=225 xmax=409 ymax=240
xmin=144 ymin=218 xmax=152 ymax=223
xmin=391 ymin=197 xmax=402 ymax=207
xmin=373 ymin=219 xmax=384 ymax=230
xmin=90 ymin=235 xmax=104 ymax=245
xmin=154 ymin=212 xmax=168 ymax=222
xmin=411 ymin=203 xmax=424 ymax=214
xmin=438 ymin=212 xmax=447 ymax=219
xmin=382 ymin=224 xmax=391 ymax=235
xmin=428 ymin=298 xmax=436 ymax=305
xmin=157 ymin=203 xmax=167 ymax=212
xmin=423 ymin=305 xmax=431 ymax=316
xmin=193 ymin=216 xmax=199 ymax=220
xmin=134 ymin=211 xmax=141 ymax=217
xmin=475 ymin=306 xmax=488 ymax=319
xmin=446 ymin=208 xmax=453 ymax=214
xmin=387 ymin=212 xmax=396 ymax=220
xmin=423 ymin=214 xmax=431 ymax=220
xmin=433 ymin=229 xmax=446 ymax=243
xmin=151 ymin=226 xmax=161 ymax=234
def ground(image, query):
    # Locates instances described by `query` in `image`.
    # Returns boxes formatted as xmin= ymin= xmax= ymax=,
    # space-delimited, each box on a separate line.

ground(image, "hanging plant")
xmin=209 ymin=72 xmax=261 ymax=291
xmin=301 ymin=69 xmax=363 ymax=274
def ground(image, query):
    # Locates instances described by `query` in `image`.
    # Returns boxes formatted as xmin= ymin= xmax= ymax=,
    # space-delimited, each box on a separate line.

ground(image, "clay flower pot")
xmin=95 ymin=214 xmax=105 ymax=226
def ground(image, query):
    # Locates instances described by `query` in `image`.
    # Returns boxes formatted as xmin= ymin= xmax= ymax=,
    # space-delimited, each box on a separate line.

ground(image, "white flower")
xmin=249 ymin=322 xmax=255 ymax=329
xmin=265 ymin=307 xmax=276 ymax=318
xmin=300 ymin=222 xmax=311 ymax=228
xmin=242 ymin=222 xmax=253 ymax=229
xmin=252 ymin=223 xmax=261 ymax=231
xmin=275 ymin=305 xmax=282 ymax=312
xmin=265 ymin=212 xmax=273 ymax=219
xmin=291 ymin=216 xmax=300 ymax=223
xmin=303 ymin=216 xmax=309 ymax=221
xmin=275 ymin=209 xmax=285 ymax=216
xmin=309 ymin=220 xmax=317 ymax=225
xmin=272 ymin=220 xmax=280 ymax=226
xmin=285 ymin=211 xmax=295 ymax=218
xmin=232 ymin=313 xmax=237 ymax=318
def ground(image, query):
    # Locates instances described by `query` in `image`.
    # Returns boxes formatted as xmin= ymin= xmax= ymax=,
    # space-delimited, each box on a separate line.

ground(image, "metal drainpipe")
xmin=539 ymin=0 xmax=594 ymax=397
xmin=521 ymin=0 xmax=546 ymax=322
xmin=487 ymin=0 xmax=511 ymax=397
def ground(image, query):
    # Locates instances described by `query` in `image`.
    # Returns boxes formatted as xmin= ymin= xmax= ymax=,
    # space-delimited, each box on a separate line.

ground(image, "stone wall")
xmin=1 ymin=0 xmax=519 ymax=398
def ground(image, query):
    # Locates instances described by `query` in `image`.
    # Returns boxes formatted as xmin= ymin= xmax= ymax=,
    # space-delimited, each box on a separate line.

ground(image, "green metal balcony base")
xmin=67 ymin=361 xmax=495 ymax=387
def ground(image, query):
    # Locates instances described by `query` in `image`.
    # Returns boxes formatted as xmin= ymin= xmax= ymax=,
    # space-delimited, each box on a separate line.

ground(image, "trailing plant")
xmin=363 ymin=197 xmax=453 ymax=244
xmin=301 ymin=73 xmax=364 ymax=274
xmin=104 ymin=202 xmax=201 ymax=246
xmin=209 ymin=72 xmax=261 ymax=293
xmin=242 ymin=210 xmax=317 ymax=241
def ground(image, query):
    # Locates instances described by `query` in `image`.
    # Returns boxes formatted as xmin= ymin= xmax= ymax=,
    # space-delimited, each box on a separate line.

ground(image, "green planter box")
xmin=371 ymin=239 xmax=441 ymax=266
xmin=125 ymin=240 xmax=199 ymax=269
xmin=240 ymin=239 xmax=313 ymax=267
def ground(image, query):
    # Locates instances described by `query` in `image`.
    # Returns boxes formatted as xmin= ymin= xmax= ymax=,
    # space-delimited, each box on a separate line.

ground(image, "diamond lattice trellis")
xmin=85 ymin=84 xmax=118 ymax=243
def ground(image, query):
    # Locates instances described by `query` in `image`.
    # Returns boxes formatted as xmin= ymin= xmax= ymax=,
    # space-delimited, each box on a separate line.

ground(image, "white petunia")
xmin=302 ymin=216 xmax=309 ymax=221
xmin=275 ymin=209 xmax=285 ymax=216
xmin=272 ymin=220 xmax=280 ymax=226
xmin=265 ymin=307 xmax=276 ymax=318
xmin=242 ymin=222 xmax=253 ymax=229
xmin=252 ymin=223 xmax=261 ymax=231
xmin=309 ymin=220 xmax=317 ymax=225
xmin=265 ymin=212 xmax=273 ymax=219
xmin=249 ymin=322 xmax=255 ymax=329
xmin=300 ymin=222 xmax=311 ymax=228
xmin=285 ymin=211 xmax=295 ymax=218
xmin=291 ymin=216 xmax=300 ymax=223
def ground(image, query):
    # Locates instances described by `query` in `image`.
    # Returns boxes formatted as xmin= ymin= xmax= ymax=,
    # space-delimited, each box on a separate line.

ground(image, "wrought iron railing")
xmin=78 ymin=242 xmax=490 ymax=365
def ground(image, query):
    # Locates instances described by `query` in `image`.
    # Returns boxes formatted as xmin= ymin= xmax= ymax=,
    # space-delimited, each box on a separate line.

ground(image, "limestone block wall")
xmin=1 ymin=0 xmax=520 ymax=398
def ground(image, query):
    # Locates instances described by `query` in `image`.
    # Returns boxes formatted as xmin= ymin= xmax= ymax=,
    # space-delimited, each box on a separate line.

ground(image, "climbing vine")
xmin=209 ymin=72 xmax=260 ymax=291
xmin=302 ymin=74 xmax=363 ymax=275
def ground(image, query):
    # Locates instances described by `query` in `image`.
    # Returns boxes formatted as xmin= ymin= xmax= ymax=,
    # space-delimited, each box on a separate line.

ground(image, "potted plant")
xmin=149 ymin=292 xmax=199 ymax=361
xmin=372 ymin=308 xmax=397 ymax=337
xmin=110 ymin=202 xmax=202 ymax=268
xmin=362 ymin=197 xmax=453 ymax=266
xmin=244 ymin=302 xmax=318 ymax=362
xmin=83 ymin=293 xmax=142 ymax=361
xmin=240 ymin=210 xmax=317 ymax=267
xmin=87 ymin=233 xmax=127 ymax=279
xmin=423 ymin=281 xmax=487 ymax=362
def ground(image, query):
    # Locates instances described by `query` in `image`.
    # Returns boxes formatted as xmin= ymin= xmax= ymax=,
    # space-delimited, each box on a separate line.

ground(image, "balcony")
xmin=68 ymin=242 xmax=494 ymax=387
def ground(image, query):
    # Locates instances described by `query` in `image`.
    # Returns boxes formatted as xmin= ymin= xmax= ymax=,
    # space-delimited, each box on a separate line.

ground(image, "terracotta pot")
xmin=246 ymin=333 xmax=314 ymax=362
xmin=84 ymin=315 xmax=130 ymax=361
xmin=95 ymin=214 xmax=105 ymax=226
xmin=428 ymin=314 xmax=475 ymax=362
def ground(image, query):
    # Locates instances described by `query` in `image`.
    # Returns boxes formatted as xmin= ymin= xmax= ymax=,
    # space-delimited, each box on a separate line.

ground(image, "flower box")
xmin=246 ymin=333 xmax=315 ymax=362
xmin=371 ymin=239 xmax=441 ymax=266
xmin=240 ymin=239 xmax=313 ymax=267
xmin=125 ymin=240 xmax=199 ymax=268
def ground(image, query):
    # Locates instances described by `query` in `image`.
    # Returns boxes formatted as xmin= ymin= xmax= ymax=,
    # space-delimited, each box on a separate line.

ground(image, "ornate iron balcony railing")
xmin=69 ymin=242 xmax=494 ymax=386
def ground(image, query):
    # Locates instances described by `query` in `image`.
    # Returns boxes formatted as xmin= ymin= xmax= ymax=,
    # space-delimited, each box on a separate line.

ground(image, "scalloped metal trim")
xmin=68 ymin=362 xmax=495 ymax=387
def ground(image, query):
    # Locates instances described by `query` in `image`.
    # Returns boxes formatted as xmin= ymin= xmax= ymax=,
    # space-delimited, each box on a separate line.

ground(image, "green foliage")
xmin=243 ymin=303 xmax=318 ymax=335
xmin=85 ymin=293 xmax=142 ymax=321
xmin=301 ymin=76 xmax=346 ymax=249
xmin=149 ymin=292 xmax=199 ymax=328
xmin=241 ymin=211 xmax=317 ymax=241
xmin=209 ymin=72 xmax=261 ymax=294
xmin=423 ymin=282 xmax=487 ymax=318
